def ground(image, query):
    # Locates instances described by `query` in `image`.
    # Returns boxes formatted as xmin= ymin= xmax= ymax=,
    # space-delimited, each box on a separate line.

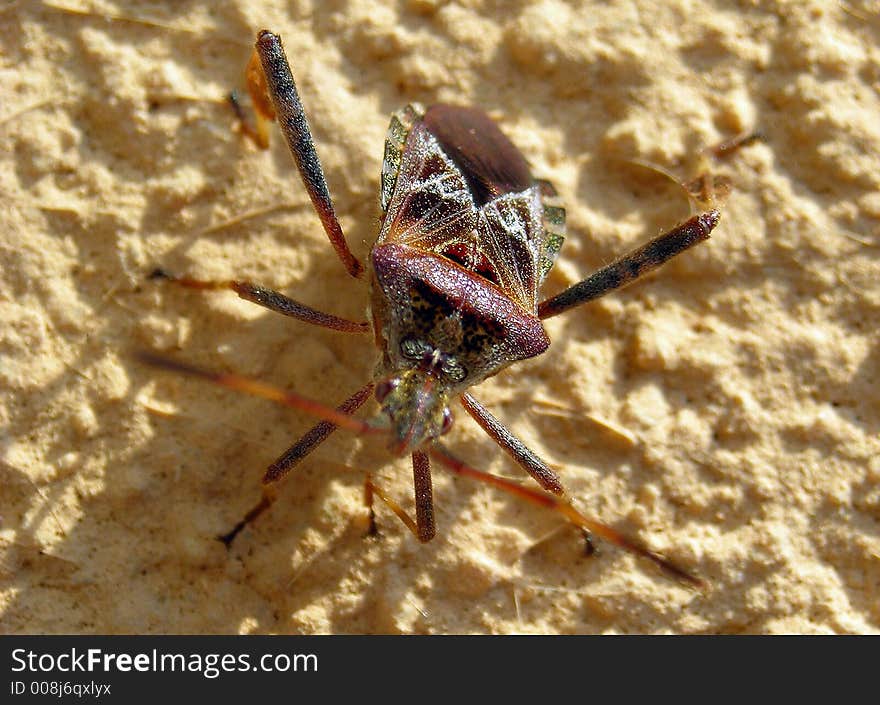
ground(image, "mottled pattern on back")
xmin=536 ymin=178 xmax=566 ymax=285
xmin=380 ymin=103 xmax=426 ymax=215
xmin=377 ymin=104 xmax=566 ymax=313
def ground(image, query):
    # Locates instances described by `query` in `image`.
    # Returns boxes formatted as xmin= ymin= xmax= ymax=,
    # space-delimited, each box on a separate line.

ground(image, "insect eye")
xmin=375 ymin=378 xmax=399 ymax=403
xmin=401 ymin=337 xmax=429 ymax=360
xmin=440 ymin=408 xmax=454 ymax=435
xmin=441 ymin=357 xmax=467 ymax=383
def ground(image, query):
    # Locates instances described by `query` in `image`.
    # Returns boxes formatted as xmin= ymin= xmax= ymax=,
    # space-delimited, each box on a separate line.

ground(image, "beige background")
xmin=1 ymin=0 xmax=878 ymax=634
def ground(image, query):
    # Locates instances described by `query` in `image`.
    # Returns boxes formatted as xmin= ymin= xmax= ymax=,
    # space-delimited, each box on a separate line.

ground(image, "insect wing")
xmin=380 ymin=103 xmax=426 ymax=215
xmin=421 ymin=104 xmax=533 ymax=207
xmin=473 ymin=188 xmax=544 ymax=312
xmin=378 ymin=119 xmax=478 ymax=252
xmin=378 ymin=104 xmax=563 ymax=314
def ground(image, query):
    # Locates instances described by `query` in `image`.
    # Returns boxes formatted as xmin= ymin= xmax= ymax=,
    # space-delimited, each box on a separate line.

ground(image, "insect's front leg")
xmin=365 ymin=451 xmax=436 ymax=543
xmin=217 ymin=488 xmax=276 ymax=548
xmin=217 ymin=383 xmax=374 ymax=546
xmin=411 ymin=450 xmax=436 ymax=543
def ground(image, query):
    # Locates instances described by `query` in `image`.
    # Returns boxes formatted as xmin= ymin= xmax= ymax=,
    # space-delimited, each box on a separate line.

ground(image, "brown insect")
xmin=142 ymin=30 xmax=727 ymax=587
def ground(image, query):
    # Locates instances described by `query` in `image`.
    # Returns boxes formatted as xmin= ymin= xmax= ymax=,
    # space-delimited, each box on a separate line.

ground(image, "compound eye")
xmin=440 ymin=407 xmax=454 ymax=435
xmin=375 ymin=378 xmax=399 ymax=403
xmin=401 ymin=337 xmax=430 ymax=360
xmin=441 ymin=356 xmax=467 ymax=383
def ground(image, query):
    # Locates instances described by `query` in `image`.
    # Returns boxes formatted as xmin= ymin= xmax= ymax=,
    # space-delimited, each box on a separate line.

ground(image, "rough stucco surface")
xmin=1 ymin=0 xmax=878 ymax=635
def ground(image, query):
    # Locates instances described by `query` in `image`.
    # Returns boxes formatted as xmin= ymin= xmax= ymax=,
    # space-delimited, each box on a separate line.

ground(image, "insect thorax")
xmin=370 ymin=243 xmax=550 ymax=394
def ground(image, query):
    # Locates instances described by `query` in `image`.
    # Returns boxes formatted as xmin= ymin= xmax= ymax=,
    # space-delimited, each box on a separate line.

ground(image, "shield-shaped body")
xmin=369 ymin=104 xmax=566 ymax=452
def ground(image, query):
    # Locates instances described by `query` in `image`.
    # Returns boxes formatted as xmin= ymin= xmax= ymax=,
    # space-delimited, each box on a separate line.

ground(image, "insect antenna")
xmin=135 ymin=352 xmax=381 ymax=436
xmin=263 ymin=383 xmax=376 ymax=483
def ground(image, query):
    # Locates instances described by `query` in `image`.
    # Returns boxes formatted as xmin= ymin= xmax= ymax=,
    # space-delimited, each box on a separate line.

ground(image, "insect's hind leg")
xmin=460 ymin=393 xmax=594 ymax=553
xmin=227 ymin=47 xmax=277 ymax=150
xmin=537 ymin=210 xmax=720 ymax=319
xmin=538 ymin=130 xmax=761 ymax=320
xmin=149 ymin=269 xmax=368 ymax=333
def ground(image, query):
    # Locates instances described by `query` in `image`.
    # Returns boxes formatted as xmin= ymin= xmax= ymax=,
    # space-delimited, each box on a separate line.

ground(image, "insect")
xmin=142 ymin=29 xmax=725 ymax=587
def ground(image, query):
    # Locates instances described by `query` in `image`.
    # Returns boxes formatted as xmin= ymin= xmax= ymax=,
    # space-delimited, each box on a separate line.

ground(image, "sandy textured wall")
xmin=1 ymin=0 xmax=878 ymax=634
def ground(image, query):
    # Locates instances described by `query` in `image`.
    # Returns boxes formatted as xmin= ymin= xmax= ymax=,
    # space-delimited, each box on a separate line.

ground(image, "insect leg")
xmin=364 ymin=451 xmax=436 ymax=543
xmin=363 ymin=473 xmax=380 ymax=536
xmin=253 ymin=30 xmax=363 ymax=279
xmin=428 ymin=446 xmax=703 ymax=588
xmin=149 ymin=269 xmax=368 ymax=333
xmin=214 ymin=383 xmax=373 ymax=546
xmin=228 ymin=91 xmax=270 ymax=151
xmin=364 ymin=473 xmax=417 ymax=540
xmin=217 ymin=488 xmax=276 ymax=548
xmin=226 ymin=47 xmax=277 ymax=150
xmin=705 ymin=129 xmax=763 ymax=161
xmin=684 ymin=130 xmax=763 ymax=207
xmin=263 ymin=382 xmax=374 ymax=483
xmin=459 ymin=393 xmax=563 ymax=495
xmin=537 ymin=210 xmax=720 ymax=319
xmin=412 ymin=450 xmax=436 ymax=542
